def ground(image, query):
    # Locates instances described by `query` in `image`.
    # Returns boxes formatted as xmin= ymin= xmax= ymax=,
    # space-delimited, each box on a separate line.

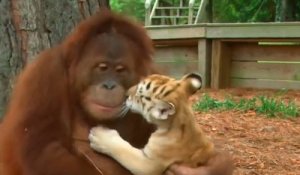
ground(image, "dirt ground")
xmin=193 ymin=88 xmax=300 ymax=175
xmin=0 ymin=88 xmax=299 ymax=175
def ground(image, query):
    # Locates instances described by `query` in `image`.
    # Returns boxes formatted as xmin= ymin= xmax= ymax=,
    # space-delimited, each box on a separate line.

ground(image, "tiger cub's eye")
xmin=144 ymin=96 xmax=151 ymax=101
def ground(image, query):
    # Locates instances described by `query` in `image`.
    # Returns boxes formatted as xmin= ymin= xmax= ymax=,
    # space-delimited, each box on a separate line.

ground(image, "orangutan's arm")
xmin=165 ymin=151 xmax=234 ymax=175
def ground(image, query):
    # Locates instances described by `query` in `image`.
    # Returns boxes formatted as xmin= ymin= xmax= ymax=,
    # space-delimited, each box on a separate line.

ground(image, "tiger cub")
xmin=89 ymin=73 xmax=215 ymax=175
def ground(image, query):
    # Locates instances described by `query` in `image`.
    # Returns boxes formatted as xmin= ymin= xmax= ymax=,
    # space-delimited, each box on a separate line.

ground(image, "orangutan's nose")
xmin=102 ymin=80 xmax=117 ymax=90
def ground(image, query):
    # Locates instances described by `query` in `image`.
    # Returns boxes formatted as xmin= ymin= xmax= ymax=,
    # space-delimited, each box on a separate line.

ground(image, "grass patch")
xmin=193 ymin=94 xmax=299 ymax=118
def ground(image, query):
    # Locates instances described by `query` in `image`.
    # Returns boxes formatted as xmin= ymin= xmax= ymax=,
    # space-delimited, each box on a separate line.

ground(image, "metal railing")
xmin=145 ymin=0 xmax=207 ymax=26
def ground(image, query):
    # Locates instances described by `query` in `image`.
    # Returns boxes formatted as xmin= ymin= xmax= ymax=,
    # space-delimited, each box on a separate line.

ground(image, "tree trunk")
xmin=275 ymin=0 xmax=297 ymax=22
xmin=0 ymin=0 xmax=109 ymax=119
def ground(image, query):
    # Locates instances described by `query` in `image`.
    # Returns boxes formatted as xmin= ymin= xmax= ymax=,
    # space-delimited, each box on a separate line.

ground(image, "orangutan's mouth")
xmin=92 ymin=102 xmax=120 ymax=111
xmin=90 ymin=98 xmax=126 ymax=113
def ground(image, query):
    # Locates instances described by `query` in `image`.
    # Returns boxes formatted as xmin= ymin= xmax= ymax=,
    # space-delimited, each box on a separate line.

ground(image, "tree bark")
xmin=0 ymin=0 xmax=108 ymax=119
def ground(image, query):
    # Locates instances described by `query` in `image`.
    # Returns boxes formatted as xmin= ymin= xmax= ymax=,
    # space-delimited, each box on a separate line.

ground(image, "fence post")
xmin=188 ymin=0 xmax=195 ymax=24
xmin=198 ymin=39 xmax=211 ymax=87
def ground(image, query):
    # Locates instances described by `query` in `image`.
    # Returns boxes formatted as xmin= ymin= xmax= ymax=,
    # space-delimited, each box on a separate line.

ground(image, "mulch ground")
xmin=0 ymin=88 xmax=299 ymax=175
xmin=193 ymin=88 xmax=300 ymax=175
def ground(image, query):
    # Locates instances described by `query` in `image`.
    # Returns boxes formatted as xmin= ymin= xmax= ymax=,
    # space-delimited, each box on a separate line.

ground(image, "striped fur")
xmin=89 ymin=73 xmax=215 ymax=175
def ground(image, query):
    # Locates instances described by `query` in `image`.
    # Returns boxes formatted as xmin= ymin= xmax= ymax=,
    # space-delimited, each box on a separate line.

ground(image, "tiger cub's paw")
xmin=89 ymin=126 xmax=121 ymax=154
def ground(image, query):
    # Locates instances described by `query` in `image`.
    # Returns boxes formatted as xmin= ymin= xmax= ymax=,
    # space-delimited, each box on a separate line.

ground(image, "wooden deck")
xmin=147 ymin=23 xmax=300 ymax=89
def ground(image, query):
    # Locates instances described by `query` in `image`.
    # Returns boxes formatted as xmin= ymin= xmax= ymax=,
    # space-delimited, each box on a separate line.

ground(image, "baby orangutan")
xmin=89 ymin=73 xmax=215 ymax=175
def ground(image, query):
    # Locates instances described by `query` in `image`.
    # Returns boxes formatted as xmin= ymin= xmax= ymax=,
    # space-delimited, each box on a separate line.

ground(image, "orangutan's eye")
xmin=116 ymin=65 xmax=126 ymax=73
xmin=98 ymin=63 xmax=108 ymax=71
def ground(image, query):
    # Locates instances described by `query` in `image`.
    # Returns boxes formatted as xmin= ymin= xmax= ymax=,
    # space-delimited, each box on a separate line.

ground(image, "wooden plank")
xmin=206 ymin=23 xmax=300 ymax=39
xmin=231 ymin=78 xmax=300 ymax=90
xmin=155 ymin=61 xmax=199 ymax=78
xmin=154 ymin=46 xmax=198 ymax=62
xmin=147 ymin=26 xmax=206 ymax=40
xmin=211 ymin=40 xmax=232 ymax=89
xmin=217 ymin=38 xmax=300 ymax=42
xmin=198 ymin=39 xmax=211 ymax=87
xmin=231 ymin=43 xmax=300 ymax=61
xmin=231 ymin=61 xmax=300 ymax=80
xmin=147 ymin=23 xmax=300 ymax=40
xmin=211 ymin=40 xmax=221 ymax=89
xmin=153 ymin=39 xmax=198 ymax=46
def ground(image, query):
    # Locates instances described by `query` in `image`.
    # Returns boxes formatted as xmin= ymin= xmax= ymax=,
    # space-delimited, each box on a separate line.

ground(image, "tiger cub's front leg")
xmin=89 ymin=126 xmax=162 ymax=175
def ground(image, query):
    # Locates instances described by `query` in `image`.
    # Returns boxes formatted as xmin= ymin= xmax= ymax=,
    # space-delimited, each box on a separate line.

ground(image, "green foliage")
xmin=193 ymin=94 xmax=222 ymax=111
xmin=213 ymin=0 xmax=275 ymax=22
xmin=193 ymin=94 xmax=299 ymax=118
xmin=235 ymin=98 xmax=257 ymax=111
xmin=110 ymin=0 xmax=300 ymax=24
xmin=213 ymin=0 xmax=300 ymax=22
xmin=193 ymin=94 xmax=256 ymax=112
xmin=256 ymin=96 xmax=299 ymax=117
xmin=110 ymin=0 xmax=145 ymax=22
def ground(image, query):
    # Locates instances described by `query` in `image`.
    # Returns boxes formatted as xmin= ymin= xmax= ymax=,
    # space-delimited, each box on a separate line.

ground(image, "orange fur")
xmin=0 ymin=9 xmax=155 ymax=175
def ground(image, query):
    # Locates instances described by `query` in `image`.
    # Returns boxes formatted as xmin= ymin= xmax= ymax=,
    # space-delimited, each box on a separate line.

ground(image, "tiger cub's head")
xmin=126 ymin=73 xmax=202 ymax=124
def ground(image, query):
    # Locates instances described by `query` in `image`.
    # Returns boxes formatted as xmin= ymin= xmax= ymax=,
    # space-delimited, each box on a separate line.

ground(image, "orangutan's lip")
xmin=95 ymin=104 xmax=116 ymax=112
xmin=90 ymin=100 xmax=123 ymax=112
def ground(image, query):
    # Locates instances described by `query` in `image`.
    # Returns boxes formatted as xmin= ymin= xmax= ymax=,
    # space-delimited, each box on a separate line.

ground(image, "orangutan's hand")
xmin=164 ymin=164 xmax=209 ymax=175
xmin=164 ymin=151 xmax=234 ymax=175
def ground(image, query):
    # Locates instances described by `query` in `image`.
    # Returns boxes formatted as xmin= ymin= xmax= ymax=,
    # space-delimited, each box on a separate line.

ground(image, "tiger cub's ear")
xmin=151 ymin=101 xmax=175 ymax=120
xmin=181 ymin=73 xmax=202 ymax=95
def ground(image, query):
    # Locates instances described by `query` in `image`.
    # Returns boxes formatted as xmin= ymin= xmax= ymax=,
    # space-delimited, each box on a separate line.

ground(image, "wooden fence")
xmin=147 ymin=23 xmax=300 ymax=89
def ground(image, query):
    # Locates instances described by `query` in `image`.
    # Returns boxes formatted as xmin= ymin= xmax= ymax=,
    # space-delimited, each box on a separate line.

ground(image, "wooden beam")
xmin=153 ymin=45 xmax=199 ymax=78
xmin=206 ymin=23 xmax=300 ymax=39
xmin=154 ymin=46 xmax=198 ymax=62
xmin=147 ymin=23 xmax=300 ymax=40
xmin=211 ymin=40 xmax=231 ymax=89
xmin=155 ymin=61 xmax=199 ymax=78
xmin=231 ymin=79 xmax=300 ymax=90
xmin=231 ymin=42 xmax=300 ymax=62
xmin=231 ymin=61 xmax=300 ymax=81
xmin=152 ymin=39 xmax=198 ymax=46
xmin=147 ymin=26 xmax=205 ymax=40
